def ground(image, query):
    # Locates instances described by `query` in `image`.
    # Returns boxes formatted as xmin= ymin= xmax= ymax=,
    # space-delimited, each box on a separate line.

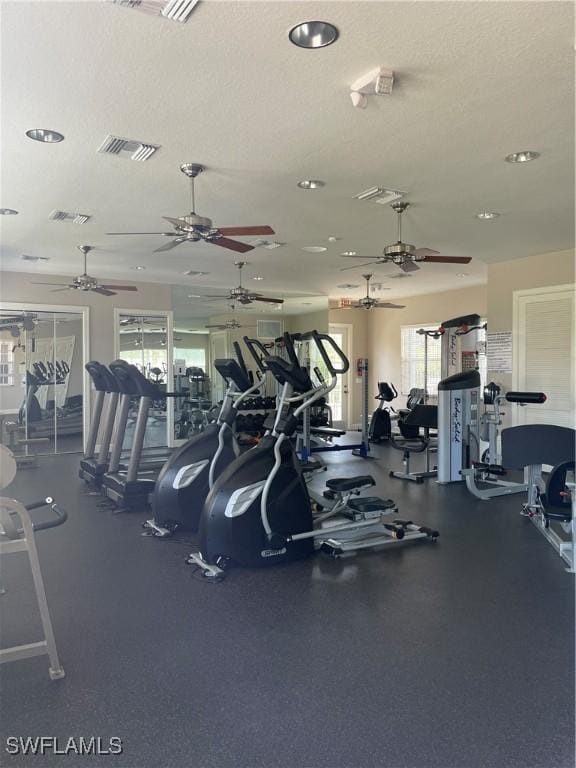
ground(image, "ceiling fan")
xmin=30 ymin=246 xmax=139 ymax=296
xmin=205 ymin=304 xmax=258 ymax=331
xmin=338 ymin=274 xmax=406 ymax=311
xmin=106 ymin=163 xmax=275 ymax=254
xmin=203 ymin=261 xmax=284 ymax=306
xmin=340 ymin=201 xmax=472 ymax=273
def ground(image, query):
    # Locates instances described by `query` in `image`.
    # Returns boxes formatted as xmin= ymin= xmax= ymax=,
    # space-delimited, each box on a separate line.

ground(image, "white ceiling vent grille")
xmin=354 ymin=187 xmax=406 ymax=205
xmin=111 ymin=0 xmax=199 ymax=23
xmin=257 ymin=320 xmax=282 ymax=340
xmin=21 ymin=254 xmax=50 ymax=262
xmin=98 ymin=135 xmax=160 ymax=162
xmin=48 ymin=210 xmax=91 ymax=224
xmin=250 ymin=239 xmax=285 ymax=250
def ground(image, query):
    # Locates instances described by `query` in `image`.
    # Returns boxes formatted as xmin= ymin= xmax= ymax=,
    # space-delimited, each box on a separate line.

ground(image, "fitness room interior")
xmin=0 ymin=2 xmax=574 ymax=767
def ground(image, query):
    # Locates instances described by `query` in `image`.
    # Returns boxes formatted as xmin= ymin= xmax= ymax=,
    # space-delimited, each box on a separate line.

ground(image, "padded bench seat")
xmin=310 ymin=426 xmax=346 ymax=438
xmin=326 ymin=475 xmax=375 ymax=492
xmin=347 ymin=497 xmax=396 ymax=514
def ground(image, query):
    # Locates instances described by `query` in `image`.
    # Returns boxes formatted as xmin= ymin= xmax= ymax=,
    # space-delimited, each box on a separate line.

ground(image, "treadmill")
xmin=79 ymin=361 xmax=121 ymax=487
xmin=101 ymin=361 xmax=179 ymax=509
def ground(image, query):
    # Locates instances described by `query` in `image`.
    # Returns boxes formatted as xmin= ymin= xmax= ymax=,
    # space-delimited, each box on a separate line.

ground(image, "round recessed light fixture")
xmin=456 ymin=272 xmax=470 ymax=278
xmin=0 ymin=208 xmax=18 ymax=215
xmin=253 ymin=275 xmax=264 ymax=281
xmin=505 ymin=150 xmax=540 ymax=163
xmin=475 ymin=212 xmax=500 ymax=220
xmin=302 ymin=246 xmax=327 ymax=253
xmin=131 ymin=265 xmax=146 ymax=270
xmin=341 ymin=251 xmax=357 ymax=257
xmin=25 ymin=128 xmax=65 ymax=143
xmin=289 ymin=21 xmax=339 ymax=49
xmin=297 ymin=179 xmax=325 ymax=189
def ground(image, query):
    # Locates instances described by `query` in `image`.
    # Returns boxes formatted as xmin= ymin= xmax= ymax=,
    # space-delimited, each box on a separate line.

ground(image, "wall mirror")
xmin=0 ymin=304 xmax=88 ymax=458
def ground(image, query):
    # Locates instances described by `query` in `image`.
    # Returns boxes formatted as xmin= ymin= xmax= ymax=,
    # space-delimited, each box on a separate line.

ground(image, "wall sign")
xmin=487 ymin=331 xmax=513 ymax=373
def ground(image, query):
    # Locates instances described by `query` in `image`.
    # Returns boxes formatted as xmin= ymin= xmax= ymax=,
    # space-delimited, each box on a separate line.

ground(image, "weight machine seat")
xmin=310 ymin=426 xmax=346 ymax=439
xmin=347 ymin=497 xmax=396 ymax=514
xmin=390 ymin=435 xmax=429 ymax=454
xmin=326 ymin=475 xmax=375 ymax=492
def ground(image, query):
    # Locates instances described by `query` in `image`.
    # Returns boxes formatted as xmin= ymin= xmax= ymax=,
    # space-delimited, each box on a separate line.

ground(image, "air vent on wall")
xmin=111 ymin=0 xmax=199 ymax=23
xmin=257 ymin=320 xmax=282 ymax=339
xmin=354 ymin=187 xmax=406 ymax=205
xmin=48 ymin=210 xmax=91 ymax=224
xmin=250 ymin=239 xmax=285 ymax=250
xmin=97 ymin=135 xmax=160 ymax=162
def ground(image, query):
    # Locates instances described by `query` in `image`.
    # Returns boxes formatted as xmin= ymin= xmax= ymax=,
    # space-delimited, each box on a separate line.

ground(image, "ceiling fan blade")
xmin=203 ymin=295 xmax=230 ymax=299
xmin=154 ymin=237 xmax=187 ymax=253
xmin=50 ymin=287 xmax=72 ymax=293
xmin=339 ymin=261 xmax=383 ymax=272
xmin=106 ymin=232 xmax=175 ymax=236
xmin=398 ymin=260 xmax=421 ymax=273
xmin=217 ymin=226 xmax=275 ymax=236
xmin=251 ymin=296 xmax=284 ymax=304
xmin=412 ymin=248 xmax=440 ymax=258
xmin=340 ymin=255 xmax=379 ymax=259
xmin=92 ymin=287 xmax=116 ymax=296
xmin=207 ymin=237 xmax=254 ymax=253
xmin=205 ymin=324 xmax=226 ymax=330
xmin=99 ymin=285 xmax=138 ymax=291
xmin=422 ymin=255 xmax=472 ymax=264
xmin=162 ymin=216 xmax=191 ymax=229
xmin=375 ymin=302 xmax=406 ymax=309
xmin=31 ymin=281 xmax=70 ymax=286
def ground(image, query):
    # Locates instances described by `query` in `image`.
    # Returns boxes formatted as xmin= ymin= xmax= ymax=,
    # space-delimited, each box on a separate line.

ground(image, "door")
xmin=514 ymin=284 xmax=575 ymax=428
xmin=326 ymin=323 xmax=351 ymax=429
xmin=210 ymin=332 xmax=228 ymax=404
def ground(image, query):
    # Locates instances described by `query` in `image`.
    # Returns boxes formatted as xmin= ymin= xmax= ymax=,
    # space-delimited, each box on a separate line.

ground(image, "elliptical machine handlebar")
xmin=242 ymin=336 xmax=270 ymax=374
xmin=309 ymin=330 xmax=350 ymax=375
xmin=232 ymin=341 xmax=250 ymax=379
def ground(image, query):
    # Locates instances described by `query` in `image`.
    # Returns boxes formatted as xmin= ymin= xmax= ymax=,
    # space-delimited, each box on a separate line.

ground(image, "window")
xmin=400 ymin=325 xmax=442 ymax=395
xmin=119 ymin=349 xmax=170 ymax=372
xmin=175 ymin=348 xmax=206 ymax=371
xmin=0 ymin=342 xmax=15 ymax=386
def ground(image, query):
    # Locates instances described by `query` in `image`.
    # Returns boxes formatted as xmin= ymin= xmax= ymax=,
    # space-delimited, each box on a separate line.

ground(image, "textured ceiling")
xmin=0 ymin=0 xmax=574 ymax=313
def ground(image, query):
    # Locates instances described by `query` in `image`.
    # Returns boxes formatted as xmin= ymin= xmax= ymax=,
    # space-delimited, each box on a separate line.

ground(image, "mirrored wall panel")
xmin=0 ymin=308 xmax=85 ymax=457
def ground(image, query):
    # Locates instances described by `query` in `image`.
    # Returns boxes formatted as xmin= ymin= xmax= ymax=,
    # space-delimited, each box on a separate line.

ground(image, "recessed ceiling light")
xmin=253 ymin=276 xmax=264 ymax=281
xmin=456 ymin=272 xmax=469 ymax=277
xmin=0 ymin=208 xmax=18 ymax=215
xmin=505 ymin=151 xmax=540 ymax=163
xmin=289 ymin=21 xmax=339 ymax=49
xmin=183 ymin=270 xmax=210 ymax=276
xmin=131 ymin=265 xmax=146 ymax=270
xmin=297 ymin=179 xmax=325 ymax=189
xmin=341 ymin=251 xmax=357 ymax=257
xmin=26 ymin=129 xmax=65 ymax=143
xmin=475 ymin=212 xmax=500 ymax=220
xmin=302 ymin=246 xmax=327 ymax=253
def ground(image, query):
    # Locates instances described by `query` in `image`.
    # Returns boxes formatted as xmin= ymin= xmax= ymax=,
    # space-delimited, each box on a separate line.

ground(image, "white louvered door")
xmin=513 ymin=285 xmax=575 ymax=427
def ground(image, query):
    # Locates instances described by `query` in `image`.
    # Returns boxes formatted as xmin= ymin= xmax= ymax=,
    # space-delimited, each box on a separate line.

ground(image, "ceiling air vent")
xmin=250 ymin=239 xmax=285 ymax=250
xmin=354 ymin=187 xmax=406 ymax=205
xmin=48 ymin=210 xmax=91 ymax=224
xmin=111 ymin=0 xmax=200 ymax=23
xmin=257 ymin=320 xmax=282 ymax=339
xmin=21 ymin=254 xmax=50 ymax=262
xmin=98 ymin=135 xmax=160 ymax=162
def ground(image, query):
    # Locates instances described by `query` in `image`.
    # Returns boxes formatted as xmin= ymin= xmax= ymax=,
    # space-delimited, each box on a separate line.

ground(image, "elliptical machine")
xmin=144 ymin=342 xmax=262 ymax=536
xmin=188 ymin=331 xmax=438 ymax=579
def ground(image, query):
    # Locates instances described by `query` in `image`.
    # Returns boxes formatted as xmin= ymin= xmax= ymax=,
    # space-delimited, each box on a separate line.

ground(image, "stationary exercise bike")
xmin=188 ymin=331 xmax=438 ymax=579
xmin=144 ymin=342 xmax=262 ymax=536
xmin=368 ymin=382 xmax=398 ymax=442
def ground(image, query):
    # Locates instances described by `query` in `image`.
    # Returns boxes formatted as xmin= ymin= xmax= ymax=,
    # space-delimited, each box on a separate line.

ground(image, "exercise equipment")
xmin=187 ymin=331 xmax=438 ymax=579
xmin=0 ymin=445 xmax=67 ymax=679
xmin=440 ymin=314 xmax=486 ymax=379
xmin=390 ymin=404 xmax=438 ymax=483
xmin=500 ymin=425 xmax=575 ymax=572
xmin=461 ymin=385 xmax=547 ymax=499
xmin=437 ymin=369 xmax=481 ymax=483
xmin=144 ymin=342 xmax=261 ymax=536
xmin=368 ymin=382 xmax=397 ymax=442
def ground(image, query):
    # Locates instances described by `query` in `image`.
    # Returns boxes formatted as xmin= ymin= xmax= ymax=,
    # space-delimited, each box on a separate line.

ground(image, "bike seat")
xmin=326 ymin=475 xmax=375 ymax=492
